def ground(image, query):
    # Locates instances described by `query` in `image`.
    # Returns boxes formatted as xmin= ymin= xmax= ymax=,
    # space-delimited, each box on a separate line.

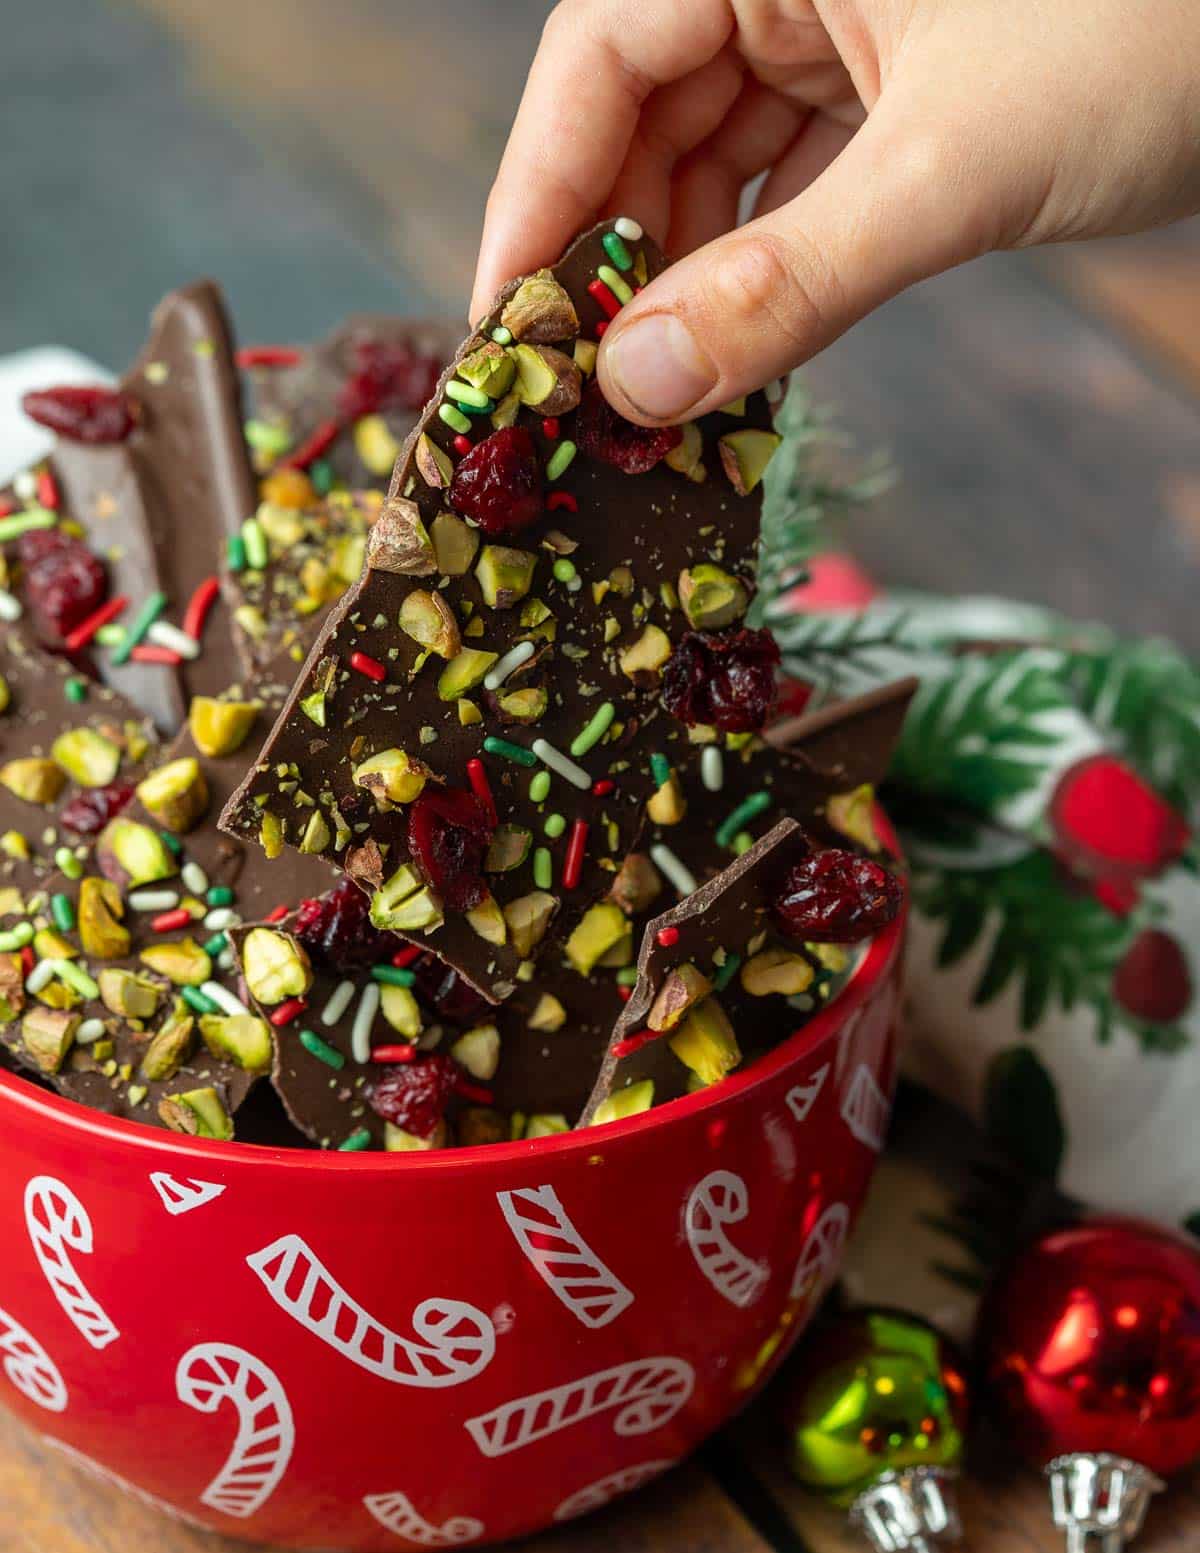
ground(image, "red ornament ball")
xmin=977 ymin=1217 xmax=1200 ymax=1477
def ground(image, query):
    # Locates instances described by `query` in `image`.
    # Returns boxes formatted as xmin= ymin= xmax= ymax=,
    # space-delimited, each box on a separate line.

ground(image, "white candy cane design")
xmin=246 ymin=1233 xmax=495 ymax=1388
xmin=785 ymin=1063 xmax=829 ymax=1125
xmin=840 ymin=1065 xmax=889 ymax=1152
xmin=42 ymin=1436 xmax=208 ymax=1527
xmin=149 ymin=1171 xmax=227 ymax=1216
xmin=0 ymin=1306 xmax=67 ymax=1413
xmin=465 ymin=1356 xmax=694 ymax=1458
xmin=553 ymin=1460 xmax=677 ymax=1521
xmin=24 ymin=1177 xmax=119 ymax=1350
xmin=175 ymin=1342 xmax=294 ymax=1518
xmin=684 ymin=1171 xmax=769 ymax=1309
xmin=364 ymin=1490 xmax=484 ymax=1546
xmin=497 ymin=1185 xmax=633 ymax=1328
xmin=789 ymin=1202 xmax=850 ymax=1304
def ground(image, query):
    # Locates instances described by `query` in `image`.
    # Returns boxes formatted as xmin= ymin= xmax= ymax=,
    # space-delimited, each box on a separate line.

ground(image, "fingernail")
xmin=604 ymin=313 xmax=717 ymax=421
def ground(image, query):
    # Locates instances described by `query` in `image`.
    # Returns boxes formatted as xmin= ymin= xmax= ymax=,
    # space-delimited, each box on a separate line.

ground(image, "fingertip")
xmin=598 ymin=306 xmax=719 ymax=426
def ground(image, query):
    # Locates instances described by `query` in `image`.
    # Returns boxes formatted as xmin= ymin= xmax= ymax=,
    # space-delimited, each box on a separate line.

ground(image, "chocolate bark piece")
xmin=580 ymin=818 xmax=847 ymax=1122
xmin=50 ymin=281 xmax=255 ymax=730
xmin=221 ymin=219 xmax=779 ymax=1002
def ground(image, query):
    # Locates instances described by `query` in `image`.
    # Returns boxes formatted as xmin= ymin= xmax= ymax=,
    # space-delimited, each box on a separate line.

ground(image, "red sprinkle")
xmin=591 ymin=778 xmax=615 ymax=797
xmin=236 ymin=345 xmax=303 ymax=369
xmin=453 ymin=1075 xmax=494 ymax=1106
xmin=372 ymin=1044 xmax=420 ymax=1064
xmin=269 ymin=997 xmax=308 ymax=1028
xmin=151 ymin=908 xmax=191 ymax=934
xmin=546 ymin=491 xmax=578 ymax=513
xmin=452 ymin=433 xmax=473 ymax=455
xmin=656 ymin=926 xmax=680 ymax=948
xmin=130 ymin=644 xmax=182 ymax=665
xmin=19 ymin=946 xmax=34 ymax=978
xmin=612 ymin=1028 xmax=661 ymax=1060
xmin=391 ymin=945 xmax=422 ymax=968
xmin=280 ymin=417 xmax=340 ymax=470
xmin=617 ymin=985 xmax=632 ymax=1002
xmin=541 ymin=417 xmax=560 ymax=440
xmin=349 ymin=650 xmax=386 ymax=682
xmin=0 ymin=499 xmax=14 ymax=520
xmin=563 ymin=819 xmax=588 ymax=891
xmin=595 ymin=320 xmax=609 ymax=338
xmin=588 ymin=279 xmax=622 ymax=319
xmin=265 ymin=905 xmax=291 ymax=924
xmin=182 ymin=576 xmax=220 ymax=640
xmin=36 ymin=468 xmax=59 ymax=511
xmin=63 ymin=594 xmax=129 ymax=652
xmin=466 ymin=757 xmax=498 ymax=827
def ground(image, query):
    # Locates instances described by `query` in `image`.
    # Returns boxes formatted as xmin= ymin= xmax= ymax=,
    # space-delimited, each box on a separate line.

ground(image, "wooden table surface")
xmin=3 ymin=2 xmax=1200 ymax=1549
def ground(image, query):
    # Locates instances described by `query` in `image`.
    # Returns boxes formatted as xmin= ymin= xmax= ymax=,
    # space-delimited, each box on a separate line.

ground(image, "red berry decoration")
xmin=575 ymin=378 xmax=682 ymax=474
xmin=21 ymin=385 xmax=138 ymax=444
xmin=1050 ymin=754 xmax=1189 ymax=880
xmin=410 ymin=953 xmax=489 ymax=1026
xmin=57 ymin=782 xmax=135 ymax=837
xmin=1113 ymin=928 xmax=1192 ymax=1024
xmin=337 ymin=338 xmax=444 ymax=422
xmin=407 ymin=788 xmax=493 ymax=911
xmin=661 ymin=628 xmax=781 ymax=733
xmin=448 ymin=426 xmax=543 ymax=535
xmin=774 ymin=850 xmax=904 ymax=943
xmin=368 ymin=1053 xmax=458 ymax=1138
xmin=18 ymin=528 xmax=108 ymax=643
xmin=292 ymin=877 xmax=395 ymax=973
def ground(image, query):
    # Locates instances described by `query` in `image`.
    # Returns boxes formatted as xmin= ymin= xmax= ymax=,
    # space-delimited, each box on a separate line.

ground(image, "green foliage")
xmin=983 ymin=1046 xmax=1065 ymax=1180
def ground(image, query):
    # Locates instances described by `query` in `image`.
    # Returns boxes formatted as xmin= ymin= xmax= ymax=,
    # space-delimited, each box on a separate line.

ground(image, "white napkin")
xmin=0 ymin=347 xmax=114 ymax=487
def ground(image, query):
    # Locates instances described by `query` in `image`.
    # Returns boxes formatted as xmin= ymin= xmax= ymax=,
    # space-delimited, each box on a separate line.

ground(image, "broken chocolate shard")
xmin=765 ymin=677 xmax=918 ymax=786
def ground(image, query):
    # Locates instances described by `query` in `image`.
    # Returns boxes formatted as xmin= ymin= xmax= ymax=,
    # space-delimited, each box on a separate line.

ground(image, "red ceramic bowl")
xmin=0 ymin=873 xmax=904 ymax=1550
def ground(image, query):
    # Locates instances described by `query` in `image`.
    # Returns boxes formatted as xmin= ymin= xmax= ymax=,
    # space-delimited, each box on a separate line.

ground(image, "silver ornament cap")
xmin=1045 ymin=1453 xmax=1165 ymax=1553
xmin=849 ymin=1466 xmax=962 ymax=1553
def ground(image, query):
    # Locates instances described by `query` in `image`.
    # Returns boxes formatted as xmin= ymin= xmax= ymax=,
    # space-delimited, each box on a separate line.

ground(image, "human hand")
xmin=472 ymin=0 xmax=1200 ymax=426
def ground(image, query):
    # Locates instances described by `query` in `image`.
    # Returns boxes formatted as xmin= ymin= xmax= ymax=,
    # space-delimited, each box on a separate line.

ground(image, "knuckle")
xmin=706 ymin=233 xmax=840 ymax=358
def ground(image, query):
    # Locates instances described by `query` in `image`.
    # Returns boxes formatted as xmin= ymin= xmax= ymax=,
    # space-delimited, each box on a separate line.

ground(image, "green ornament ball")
xmin=781 ymin=1307 xmax=968 ymax=1506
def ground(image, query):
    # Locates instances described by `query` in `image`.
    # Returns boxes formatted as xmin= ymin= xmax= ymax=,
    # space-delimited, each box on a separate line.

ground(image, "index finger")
xmin=470 ymin=0 xmax=735 ymax=321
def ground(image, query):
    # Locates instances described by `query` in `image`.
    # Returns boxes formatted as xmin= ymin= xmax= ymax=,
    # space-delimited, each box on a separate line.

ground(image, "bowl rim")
xmin=0 ymin=822 xmax=905 ymax=1177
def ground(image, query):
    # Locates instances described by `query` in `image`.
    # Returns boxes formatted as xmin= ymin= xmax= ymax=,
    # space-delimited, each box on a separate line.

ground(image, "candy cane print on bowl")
xmin=23 ymin=1177 xmax=119 ymax=1351
xmin=0 ymin=809 xmax=904 ymax=1549
xmin=684 ymin=1171 xmax=769 ymax=1309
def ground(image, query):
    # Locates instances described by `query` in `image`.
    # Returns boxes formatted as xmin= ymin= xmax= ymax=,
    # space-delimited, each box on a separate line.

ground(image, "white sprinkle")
xmin=321 ymin=978 xmax=356 ymax=1027
xmin=614 ymin=216 xmax=643 ymax=242
xmin=147 ymin=621 xmax=200 ymax=660
xmin=532 ymin=738 xmax=591 ymax=790
xmin=181 ymin=861 xmax=209 ymax=895
xmin=204 ymin=907 xmax=240 ymax=932
xmin=566 ymin=575 xmax=583 ymax=593
xmin=484 ymin=640 xmax=535 ymax=691
xmin=765 ymin=376 xmax=786 ymax=405
xmin=218 ymin=947 xmax=237 ymax=972
xmin=351 ymin=981 xmax=380 ymax=1064
xmin=650 ymin=843 xmax=698 ymax=897
xmin=76 ymin=1019 xmax=107 ymax=1045
xmin=200 ymin=980 xmax=249 ymax=1017
xmin=128 ymin=888 xmax=179 ymax=912
xmin=24 ymin=959 xmax=58 ymax=995
xmin=0 ymin=590 xmax=22 ymax=623
xmin=701 ymin=745 xmax=724 ymax=793
xmin=13 ymin=470 xmax=36 ymax=501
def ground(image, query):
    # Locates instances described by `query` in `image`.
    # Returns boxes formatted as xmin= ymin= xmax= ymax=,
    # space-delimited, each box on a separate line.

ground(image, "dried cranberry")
xmin=292 ymin=877 xmax=395 ymax=972
xmin=448 ymin=426 xmax=543 ymax=536
xmin=575 ymin=378 xmax=682 ymax=473
xmin=18 ymin=528 xmax=108 ymax=642
xmin=368 ymin=1053 xmax=458 ymax=1138
xmin=1050 ymin=753 xmax=1189 ymax=880
xmin=58 ymin=782 xmax=134 ymax=837
xmin=661 ymin=628 xmax=781 ymax=733
xmin=337 ymin=339 xmax=444 ymax=422
xmin=774 ymin=849 xmax=904 ymax=943
xmin=407 ymin=788 xmax=492 ymax=911
xmin=21 ymin=385 xmax=138 ymax=444
xmin=1113 ymin=928 xmax=1192 ymax=1024
xmin=410 ymin=953 xmax=489 ymax=1025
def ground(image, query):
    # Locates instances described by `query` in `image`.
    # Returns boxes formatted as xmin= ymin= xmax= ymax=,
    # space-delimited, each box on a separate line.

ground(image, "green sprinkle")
xmin=94 ymin=623 xmax=126 ymax=647
xmin=54 ymin=847 xmax=82 ymax=880
xmin=713 ymin=953 xmax=741 ymax=991
xmin=203 ymin=932 xmax=229 ymax=958
xmin=182 ymin=985 xmax=218 ymax=1015
xmin=310 ymin=457 xmax=335 ymax=495
xmin=716 ymin=791 xmax=773 ymax=849
xmin=338 ymin=1127 xmax=373 ymax=1151
xmin=110 ymin=590 xmax=166 ymax=665
xmin=483 ymin=735 xmax=537 ymax=768
xmin=616 ymin=966 xmax=639 ymax=986
xmin=64 ymin=676 xmax=88 ymax=705
xmin=206 ymin=885 xmax=234 ymax=907
xmin=244 ymin=418 xmax=292 ymax=457
xmin=55 ymin=959 xmax=98 ymax=1000
xmin=597 ymin=264 xmax=634 ymax=304
xmin=529 ymin=770 xmax=551 ymax=803
xmin=732 ymin=831 xmax=754 ymax=856
xmin=533 ymin=847 xmax=553 ymax=890
xmin=570 ymin=701 xmax=615 ymax=758
xmin=241 ymin=517 xmax=268 ymax=570
xmin=650 ymin=753 xmax=672 ymax=789
xmin=552 ymin=558 xmax=577 ymax=584
xmin=50 ymin=893 xmax=74 ymax=933
xmin=160 ymin=830 xmax=183 ymax=856
xmin=227 ymin=533 xmax=247 ymax=573
xmin=0 ymin=923 xmax=34 ymax=951
xmin=545 ymin=440 xmax=577 ymax=481
xmin=544 ymin=813 xmax=567 ymax=839
xmin=490 ymin=325 xmax=513 ymax=345
xmin=300 ymin=1027 xmax=345 ymax=1070
xmin=0 ymin=509 xmax=56 ymax=544
xmin=447 ymin=378 xmax=490 ymax=410
xmin=602 ymin=231 xmax=634 ymax=271
xmin=371 ymin=965 xmax=416 ymax=987
xmin=439 ymin=403 xmax=472 ymax=435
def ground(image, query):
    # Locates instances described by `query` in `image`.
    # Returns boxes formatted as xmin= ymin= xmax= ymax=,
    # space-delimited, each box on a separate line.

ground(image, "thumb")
xmin=597 ymin=96 xmax=992 ymax=425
